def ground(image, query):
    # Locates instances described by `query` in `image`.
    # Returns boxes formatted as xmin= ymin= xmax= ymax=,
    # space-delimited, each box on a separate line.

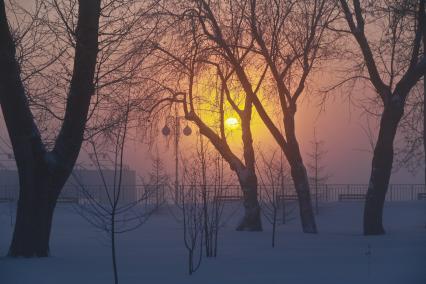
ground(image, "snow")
xmin=1 ymin=201 xmax=425 ymax=284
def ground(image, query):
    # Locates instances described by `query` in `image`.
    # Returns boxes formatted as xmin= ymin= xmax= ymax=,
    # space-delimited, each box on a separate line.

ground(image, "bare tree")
xmin=172 ymin=0 xmax=339 ymax=233
xmin=73 ymin=104 xmax=155 ymax=284
xmin=248 ymin=0 xmax=339 ymax=233
xmin=338 ymin=0 xmax=426 ymax=234
xmin=1 ymin=0 xmax=161 ymax=256
xmin=151 ymin=7 xmax=265 ymax=231
xmin=257 ymin=148 xmax=296 ymax=246
xmin=208 ymin=154 xmax=227 ymax=257
xmin=154 ymin=0 xmax=337 ymax=233
xmin=307 ymin=129 xmax=329 ymax=215
xmin=397 ymin=1 xmax=426 ymax=185
xmin=183 ymin=65 xmax=263 ymax=231
xmin=196 ymin=134 xmax=226 ymax=257
xmin=257 ymin=150 xmax=287 ymax=247
xmin=0 ymin=0 xmax=101 ymax=257
xmin=145 ymin=148 xmax=169 ymax=208
xmin=172 ymin=133 xmax=228 ymax=274
xmin=179 ymin=160 xmax=204 ymax=275
xmin=396 ymin=85 xmax=424 ymax=176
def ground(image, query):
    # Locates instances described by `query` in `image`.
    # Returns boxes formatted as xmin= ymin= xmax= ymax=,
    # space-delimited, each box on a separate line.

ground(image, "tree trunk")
xmin=9 ymin=196 xmax=56 ymax=257
xmin=287 ymin=152 xmax=318 ymax=233
xmin=8 ymin=159 xmax=59 ymax=257
xmin=236 ymin=170 xmax=262 ymax=231
xmin=364 ymin=103 xmax=403 ymax=235
xmin=111 ymin=214 xmax=119 ymax=284
xmin=284 ymin=110 xmax=317 ymax=233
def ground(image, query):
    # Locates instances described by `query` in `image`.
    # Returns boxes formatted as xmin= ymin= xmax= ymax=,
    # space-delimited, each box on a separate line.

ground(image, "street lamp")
xmin=161 ymin=112 xmax=191 ymax=202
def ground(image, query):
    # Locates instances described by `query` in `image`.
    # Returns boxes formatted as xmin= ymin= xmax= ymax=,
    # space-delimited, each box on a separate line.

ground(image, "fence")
xmin=0 ymin=184 xmax=168 ymax=207
xmin=173 ymin=184 xmax=426 ymax=202
xmin=305 ymin=184 xmax=426 ymax=202
xmin=1 ymin=184 xmax=425 ymax=204
xmin=261 ymin=184 xmax=426 ymax=202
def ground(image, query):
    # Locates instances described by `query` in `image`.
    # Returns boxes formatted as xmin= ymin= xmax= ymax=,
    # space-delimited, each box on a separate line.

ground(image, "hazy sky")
xmin=115 ymin=91 xmax=424 ymax=185
xmin=1 ymin=0 xmax=423 ymax=185
xmin=1 ymin=78 xmax=422 ymax=185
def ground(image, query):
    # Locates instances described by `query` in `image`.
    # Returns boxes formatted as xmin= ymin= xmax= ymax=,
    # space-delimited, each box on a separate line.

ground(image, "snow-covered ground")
xmin=1 ymin=201 xmax=425 ymax=284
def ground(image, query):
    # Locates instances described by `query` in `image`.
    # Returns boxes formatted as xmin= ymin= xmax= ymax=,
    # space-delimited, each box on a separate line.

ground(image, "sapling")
xmin=257 ymin=149 xmax=295 ymax=247
xmin=307 ymin=129 xmax=330 ymax=215
xmin=73 ymin=103 xmax=156 ymax=284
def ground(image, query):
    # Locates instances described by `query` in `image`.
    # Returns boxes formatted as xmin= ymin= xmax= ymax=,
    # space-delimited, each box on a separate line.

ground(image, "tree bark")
xmin=364 ymin=102 xmax=403 ymax=235
xmin=236 ymin=170 xmax=262 ymax=231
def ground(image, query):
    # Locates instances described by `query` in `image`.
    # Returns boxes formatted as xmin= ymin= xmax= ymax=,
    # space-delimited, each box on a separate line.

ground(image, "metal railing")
xmin=1 ymin=184 xmax=425 ymax=203
xmin=173 ymin=184 xmax=426 ymax=202
xmin=0 ymin=184 xmax=168 ymax=206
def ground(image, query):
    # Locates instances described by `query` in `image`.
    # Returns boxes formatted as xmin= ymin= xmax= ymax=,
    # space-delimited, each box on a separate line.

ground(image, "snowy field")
xmin=1 ymin=201 xmax=425 ymax=284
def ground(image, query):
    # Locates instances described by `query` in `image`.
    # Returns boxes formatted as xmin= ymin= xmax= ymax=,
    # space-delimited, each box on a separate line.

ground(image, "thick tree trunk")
xmin=364 ymin=103 xmax=403 ymax=235
xmin=287 ymin=151 xmax=318 ymax=233
xmin=7 ymin=146 xmax=63 ymax=256
xmin=9 ymin=194 xmax=56 ymax=257
xmin=236 ymin=170 xmax=262 ymax=231
xmin=284 ymin=109 xmax=317 ymax=233
xmin=8 ymin=159 xmax=59 ymax=257
xmin=237 ymin=100 xmax=262 ymax=232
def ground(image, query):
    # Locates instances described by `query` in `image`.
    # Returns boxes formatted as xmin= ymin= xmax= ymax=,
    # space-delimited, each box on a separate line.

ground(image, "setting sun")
xmin=225 ymin=117 xmax=239 ymax=130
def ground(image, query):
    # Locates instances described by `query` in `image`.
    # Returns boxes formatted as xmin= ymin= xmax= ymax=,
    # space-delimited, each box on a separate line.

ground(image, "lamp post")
xmin=161 ymin=108 xmax=192 ymax=202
